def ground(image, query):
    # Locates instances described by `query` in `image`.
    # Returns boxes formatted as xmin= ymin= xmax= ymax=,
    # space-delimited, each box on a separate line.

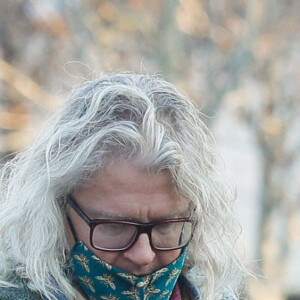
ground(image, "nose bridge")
xmin=123 ymin=225 xmax=156 ymax=266
xmin=136 ymin=223 xmax=152 ymax=241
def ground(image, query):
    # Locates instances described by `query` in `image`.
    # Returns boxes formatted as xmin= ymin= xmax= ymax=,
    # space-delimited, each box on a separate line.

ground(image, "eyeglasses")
xmin=66 ymin=195 xmax=194 ymax=252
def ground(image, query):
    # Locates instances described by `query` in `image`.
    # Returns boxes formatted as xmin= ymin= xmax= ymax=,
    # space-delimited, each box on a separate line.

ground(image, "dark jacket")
xmin=0 ymin=275 xmax=41 ymax=300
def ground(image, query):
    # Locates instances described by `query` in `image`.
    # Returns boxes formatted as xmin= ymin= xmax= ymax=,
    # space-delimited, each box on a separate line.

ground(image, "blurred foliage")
xmin=0 ymin=0 xmax=299 ymax=299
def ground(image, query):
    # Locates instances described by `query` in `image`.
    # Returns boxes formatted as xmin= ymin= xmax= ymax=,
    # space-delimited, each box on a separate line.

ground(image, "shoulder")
xmin=0 ymin=275 xmax=41 ymax=300
xmin=179 ymin=275 xmax=239 ymax=300
xmin=179 ymin=275 xmax=201 ymax=300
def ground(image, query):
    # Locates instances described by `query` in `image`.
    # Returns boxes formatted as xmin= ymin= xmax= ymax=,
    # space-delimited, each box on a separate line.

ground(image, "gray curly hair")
xmin=0 ymin=73 xmax=247 ymax=299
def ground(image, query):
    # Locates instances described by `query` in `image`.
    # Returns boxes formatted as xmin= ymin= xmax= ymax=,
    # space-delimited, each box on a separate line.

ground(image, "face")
xmin=67 ymin=160 xmax=190 ymax=276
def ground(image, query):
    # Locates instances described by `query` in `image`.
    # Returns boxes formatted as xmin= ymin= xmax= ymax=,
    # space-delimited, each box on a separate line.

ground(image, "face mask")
xmin=70 ymin=241 xmax=187 ymax=300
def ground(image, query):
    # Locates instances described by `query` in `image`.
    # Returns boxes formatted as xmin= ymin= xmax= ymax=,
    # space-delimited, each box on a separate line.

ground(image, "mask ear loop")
xmin=67 ymin=216 xmax=79 ymax=242
xmin=64 ymin=195 xmax=80 ymax=243
xmin=63 ymin=195 xmax=80 ymax=242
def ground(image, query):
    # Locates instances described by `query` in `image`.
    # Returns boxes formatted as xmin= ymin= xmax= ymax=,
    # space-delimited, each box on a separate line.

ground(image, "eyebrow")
xmin=87 ymin=208 xmax=191 ymax=222
xmin=70 ymin=194 xmax=192 ymax=222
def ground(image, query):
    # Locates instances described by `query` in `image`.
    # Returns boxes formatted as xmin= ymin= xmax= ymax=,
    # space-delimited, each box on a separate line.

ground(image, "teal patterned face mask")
xmin=70 ymin=241 xmax=187 ymax=300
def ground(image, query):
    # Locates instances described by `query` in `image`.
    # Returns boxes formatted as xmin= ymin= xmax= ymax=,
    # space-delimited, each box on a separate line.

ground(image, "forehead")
xmin=73 ymin=160 xmax=190 ymax=221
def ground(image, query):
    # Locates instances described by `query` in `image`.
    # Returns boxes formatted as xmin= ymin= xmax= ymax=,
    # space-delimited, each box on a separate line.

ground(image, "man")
xmin=0 ymin=73 xmax=247 ymax=299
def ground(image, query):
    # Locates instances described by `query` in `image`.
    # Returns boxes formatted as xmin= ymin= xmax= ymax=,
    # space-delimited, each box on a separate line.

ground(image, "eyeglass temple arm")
xmin=66 ymin=195 xmax=91 ymax=225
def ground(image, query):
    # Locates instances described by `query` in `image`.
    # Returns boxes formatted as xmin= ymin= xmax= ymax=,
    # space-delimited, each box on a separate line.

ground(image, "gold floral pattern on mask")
xmin=117 ymin=273 xmax=136 ymax=285
xmin=158 ymin=290 xmax=170 ymax=299
xmin=145 ymin=286 xmax=161 ymax=298
xmin=78 ymin=276 xmax=95 ymax=293
xmin=151 ymin=267 xmax=168 ymax=283
xmin=92 ymin=254 xmax=112 ymax=270
xmin=136 ymin=276 xmax=151 ymax=288
xmin=95 ymin=274 xmax=116 ymax=290
xmin=165 ymin=269 xmax=181 ymax=286
xmin=122 ymin=287 xmax=140 ymax=300
xmin=100 ymin=295 xmax=120 ymax=300
xmin=74 ymin=254 xmax=90 ymax=273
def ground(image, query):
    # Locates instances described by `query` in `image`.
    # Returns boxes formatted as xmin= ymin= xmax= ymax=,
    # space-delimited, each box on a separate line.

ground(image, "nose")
xmin=123 ymin=233 xmax=155 ymax=266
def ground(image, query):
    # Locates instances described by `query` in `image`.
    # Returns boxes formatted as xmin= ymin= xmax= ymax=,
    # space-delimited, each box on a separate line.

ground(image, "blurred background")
xmin=0 ymin=0 xmax=299 ymax=299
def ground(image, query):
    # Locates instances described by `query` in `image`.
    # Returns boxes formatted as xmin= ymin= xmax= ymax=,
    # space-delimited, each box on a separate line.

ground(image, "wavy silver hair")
xmin=0 ymin=73 xmax=248 ymax=299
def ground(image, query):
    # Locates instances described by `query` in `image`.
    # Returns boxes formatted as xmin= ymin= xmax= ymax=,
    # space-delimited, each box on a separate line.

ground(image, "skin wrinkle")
xmin=76 ymin=205 xmax=190 ymax=222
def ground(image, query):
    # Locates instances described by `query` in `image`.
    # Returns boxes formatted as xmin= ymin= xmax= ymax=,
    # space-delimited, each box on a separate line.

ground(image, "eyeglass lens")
xmin=91 ymin=221 xmax=192 ymax=250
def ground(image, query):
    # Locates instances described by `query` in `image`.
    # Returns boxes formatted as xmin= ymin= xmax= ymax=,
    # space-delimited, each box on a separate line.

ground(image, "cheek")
xmin=156 ymin=249 xmax=181 ymax=267
xmin=69 ymin=216 xmax=121 ymax=265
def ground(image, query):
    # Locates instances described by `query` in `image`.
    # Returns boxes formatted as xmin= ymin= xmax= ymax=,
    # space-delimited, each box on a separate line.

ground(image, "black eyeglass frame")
xmin=66 ymin=194 xmax=195 ymax=252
